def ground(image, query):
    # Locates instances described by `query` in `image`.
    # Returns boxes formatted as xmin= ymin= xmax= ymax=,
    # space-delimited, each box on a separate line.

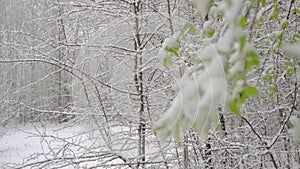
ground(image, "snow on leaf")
xmin=162 ymin=36 xmax=179 ymax=51
xmin=154 ymin=44 xmax=227 ymax=142
xmin=155 ymin=0 xmax=256 ymax=142
xmin=159 ymin=34 xmax=180 ymax=66
xmin=195 ymin=0 xmax=212 ymax=15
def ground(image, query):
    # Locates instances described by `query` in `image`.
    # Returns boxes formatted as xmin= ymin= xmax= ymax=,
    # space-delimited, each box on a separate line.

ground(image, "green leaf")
xmin=245 ymin=85 xmax=259 ymax=96
xmin=228 ymin=71 xmax=247 ymax=82
xmin=285 ymin=61 xmax=295 ymax=67
xmin=228 ymin=99 xmax=241 ymax=115
xmin=275 ymin=6 xmax=280 ymax=13
xmin=189 ymin=23 xmax=197 ymax=35
xmin=240 ymin=17 xmax=247 ymax=28
xmin=256 ymin=32 xmax=261 ymax=38
xmin=271 ymin=6 xmax=280 ymax=20
xmin=259 ymin=17 xmax=264 ymax=24
xmin=281 ymin=21 xmax=289 ymax=29
xmin=202 ymin=31 xmax=207 ymax=38
xmin=269 ymin=86 xmax=277 ymax=102
xmin=292 ymin=34 xmax=300 ymax=43
xmin=163 ymin=55 xmax=173 ymax=67
xmin=245 ymin=51 xmax=259 ymax=70
xmin=183 ymin=22 xmax=197 ymax=35
xmin=262 ymin=0 xmax=266 ymax=7
xmin=240 ymin=36 xmax=247 ymax=51
xmin=208 ymin=29 xmax=215 ymax=37
xmin=166 ymin=47 xmax=179 ymax=57
xmin=182 ymin=34 xmax=187 ymax=41
xmin=183 ymin=23 xmax=189 ymax=30
xmin=236 ymin=71 xmax=247 ymax=80
xmin=287 ymin=68 xmax=295 ymax=75
xmin=229 ymin=85 xmax=259 ymax=116
xmin=239 ymin=91 xmax=249 ymax=103
xmin=292 ymin=9 xmax=300 ymax=15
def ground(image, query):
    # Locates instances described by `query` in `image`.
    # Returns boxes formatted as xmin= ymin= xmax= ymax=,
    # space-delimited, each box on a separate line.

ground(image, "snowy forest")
xmin=0 ymin=0 xmax=300 ymax=168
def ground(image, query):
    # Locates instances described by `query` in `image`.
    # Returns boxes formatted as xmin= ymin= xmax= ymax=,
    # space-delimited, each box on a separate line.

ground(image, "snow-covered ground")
xmin=0 ymin=123 xmax=100 ymax=168
xmin=0 ymin=123 xmax=164 ymax=169
xmin=0 ymin=126 xmax=43 ymax=165
xmin=0 ymin=122 xmax=173 ymax=169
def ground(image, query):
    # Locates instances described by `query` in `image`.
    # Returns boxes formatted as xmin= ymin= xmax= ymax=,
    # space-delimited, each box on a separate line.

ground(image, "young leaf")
xmin=246 ymin=51 xmax=259 ymax=70
xmin=261 ymin=0 xmax=266 ymax=7
xmin=208 ymin=29 xmax=215 ymax=37
xmin=189 ymin=23 xmax=197 ymax=34
xmin=163 ymin=55 xmax=173 ymax=67
xmin=245 ymin=85 xmax=259 ymax=96
xmin=240 ymin=17 xmax=247 ymax=28
xmin=228 ymin=99 xmax=241 ymax=115
xmin=240 ymin=36 xmax=247 ymax=51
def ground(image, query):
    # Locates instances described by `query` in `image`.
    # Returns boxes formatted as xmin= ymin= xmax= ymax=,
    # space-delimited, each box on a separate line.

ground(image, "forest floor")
xmin=0 ymin=122 xmax=143 ymax=169
xmin=0 ymin=123 xmax=93 ymax=168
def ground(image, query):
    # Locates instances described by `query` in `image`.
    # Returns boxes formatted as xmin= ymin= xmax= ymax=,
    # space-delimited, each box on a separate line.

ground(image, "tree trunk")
xmin=133 ymin=1 xmax=146 ymax=168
